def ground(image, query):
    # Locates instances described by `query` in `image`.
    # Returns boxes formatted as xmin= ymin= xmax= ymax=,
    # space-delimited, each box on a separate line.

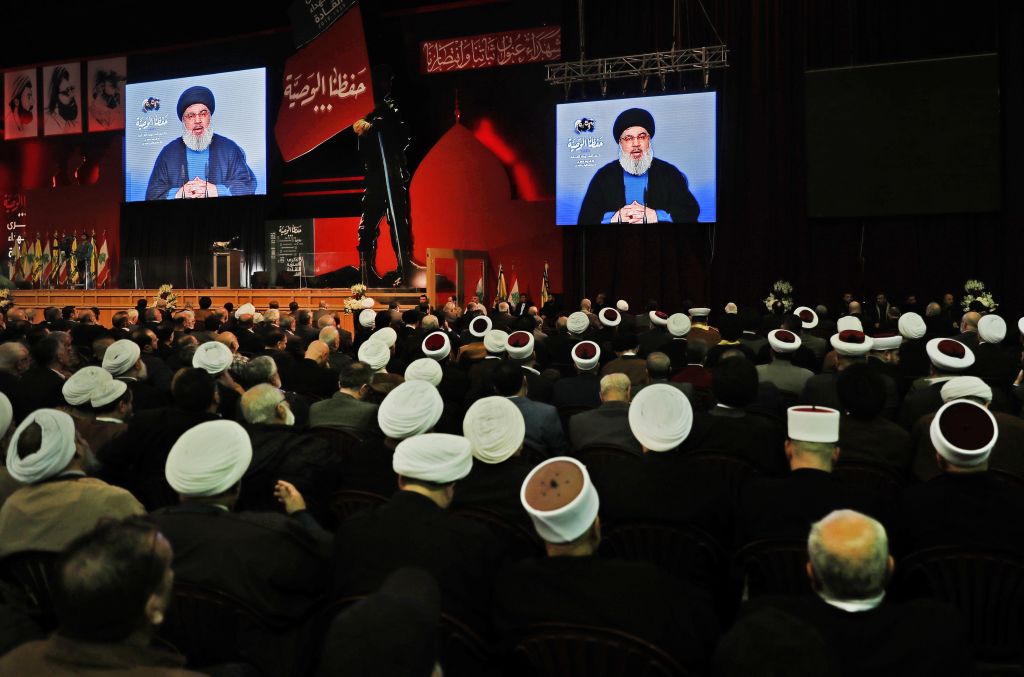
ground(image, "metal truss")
xmin=546 ymin=45 xmax=729 ymax=93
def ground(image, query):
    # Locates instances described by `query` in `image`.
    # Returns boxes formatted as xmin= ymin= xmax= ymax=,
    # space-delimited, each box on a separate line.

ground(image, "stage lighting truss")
xmin=546 ymin=45 xmax=729 ymax=96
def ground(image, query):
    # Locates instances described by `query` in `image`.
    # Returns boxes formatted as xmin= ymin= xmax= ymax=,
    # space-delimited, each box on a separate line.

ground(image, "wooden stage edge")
xmin=11 ymin=287 xmax=426 ymax=319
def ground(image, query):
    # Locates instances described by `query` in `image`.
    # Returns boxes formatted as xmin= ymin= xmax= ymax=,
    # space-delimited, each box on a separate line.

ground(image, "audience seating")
xmin=0 ymin=551 xmax=60 ymax=632
xmin=511 ymin=622 xmax=693 ymax=676
xmin=330 ymin=489 xmax=388 ymax=523
xmin=733 ymin=538 xmax=810 ymax=600
xmin=451 ymin=506 xmax=545 ymax=559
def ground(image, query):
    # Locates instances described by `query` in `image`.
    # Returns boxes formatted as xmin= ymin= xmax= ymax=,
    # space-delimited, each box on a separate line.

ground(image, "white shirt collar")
xmin=817 ymin=589 xmax=885 ymax=613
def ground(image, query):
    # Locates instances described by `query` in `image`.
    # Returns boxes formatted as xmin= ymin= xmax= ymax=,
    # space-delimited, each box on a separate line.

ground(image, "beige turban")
xmin=359 ymin=309 xmax=376 ymax=328
xmin=898 ymin=312 xmax=926 ymax=340
xmin=358 ymin=339 xmax=391 ymax=371
xmin=940 ymin=376 xmax=992 ymax=404
xmin=6 ymin=409 xmax=77 ymax=484
xmin=483 ymin=329 xmax=508 ymax=354
xmin=667 ymin=313 xmax=691 ymax=337
xmin=63 ymin=366 xmax=114 ymax=406
xmin=372 ymin=327 xmax=398 ymax=348
xmin=91 ymin=380 xmax=128 ymax=408
xmin=234 ymin=303 xmax=256 ymax=319
xmin=378 ymin=380 xmax=444 ymax=439
xmin=463 ymin=396 xmax=525 ymax=464
xmin=404 ymin=358 xmax=443 ymax=387
xmin=567 ymin=312 xmax=589 ymax=335
xmin=193 ymin=340 xmax=234 ymax=374
xmin=392 ymin=433 xmax=473 ymax=483
xmin=165 ymin=420 xmax=252 ymax=497
xmin=978 ymin=315 xmax=1006 ymax=344
xmin=102 ymin=340 xmax=141 ymax=376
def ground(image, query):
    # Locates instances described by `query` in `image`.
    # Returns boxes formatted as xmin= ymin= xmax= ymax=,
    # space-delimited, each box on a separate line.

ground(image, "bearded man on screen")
xmin=577 ymin=107 xmax=700 ymax=225
xmin=145 ymin=86 xmax=257 ymax=200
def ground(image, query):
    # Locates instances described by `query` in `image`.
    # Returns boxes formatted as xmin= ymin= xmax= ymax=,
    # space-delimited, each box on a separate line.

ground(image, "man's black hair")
xmin=172 ymin=368 xmax=216 ymax=412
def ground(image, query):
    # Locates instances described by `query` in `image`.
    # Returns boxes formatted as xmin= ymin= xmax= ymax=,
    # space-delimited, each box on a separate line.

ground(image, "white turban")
xmin=102 ymin=340 xmax=141 ymax=376
xmin=616 ymin=300 xmax=629 ymax=312
xmin=898 ymin=312 xmax=927 ymax=340
xmin=422 ymin=331 xmax=451 ymax=360
xmin=794 ymin=306 xmax=818 ymax=329
xmin=830 ymin=330 xmax=873 ymax=357
xmin=768 ymin=329 xmax=801 ymax=353
xmin=521 ymin=457 xmax=600 ymax=543
xmin=930 ymin=400 xmax=997 ymax=467
xmin=358 ymin=339 xmax=391 ymax=372
xmin=91 ymin=380 xmax=128 ymax=408
xmin=0 ymin=393 xmax=11 ymax=440
xmin=63 ymin=366 xmax=114 ymax=406
xmin=379 ymin=380 xmax=443 ymax=439
xmin=871 ymin=334 xmax=903 ymax=351
xmin=837 ymin=315 xmax=863 ymax=332
xmin=463 ymin=396 xmax=525 ymax=464
xmin=505 ymin=331 xmax=535 ymax=360
xmin=468 ymin=315 xmax=492 ymax=338
xmin=372 ymin=327 xmax=398 ymax=348
xmin=572 ymin=341 xmax=601 ymax=370
xmin=165 ymin=420 xmax=252 ymax=497
xmin=393 ymin=433 xmax=472 ymax=483
xmin=688 ymin=307 xmax=711 ymax=319
xmin=193 ymin=341 xmax=233 ymax=375
xmin=667 ymin=313 xmax=691 ymax=337
xmin=483 ymin=329 xmax=508 ymax=354
xmin=359 ymin=309 xmax=376 ymax=328
xmin=941 ymin=376 xmax=993 ymax=404
xmin=628 ymin=384 xmax=693 ymax=452
xmin=234 ymin=303 xmax=255 ymax=319
xmin=361 ymin=297 xmax=375 ymax=309
xmin=978 ymin=315 xmax=1006 ymax=344
xmin=926 ymin=338 xmax=974 ymax=372
xmin=649 ymin=310 xmax=670 ymax=327
xmin=405 ymin=358 xmax=443 ymax=387
xmin=787 ymin=406 xmax=840 ymax=443
xmin=567 ymin=312 xmax=589 ymax=335
xmin=6 ymin=409 xmax=77 ymax=484
xmin=598 ymin=307 xmax=622 ymax=327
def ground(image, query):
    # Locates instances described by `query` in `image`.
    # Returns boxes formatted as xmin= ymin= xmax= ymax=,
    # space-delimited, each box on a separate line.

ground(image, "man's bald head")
xmin=961 ymin=311 xmax=980 ymax=332
xmin=807 ymin=510 xmax=890 ymax=601
xmin=847 ymin=301 xmax=862 ymax=315
xmin=305 ymin=340 xmax=330 ymax=365
xmin=215 ymin=332 xmax=239 ymax=354
xmin=646 ymin=351 xmax=672 ymax=379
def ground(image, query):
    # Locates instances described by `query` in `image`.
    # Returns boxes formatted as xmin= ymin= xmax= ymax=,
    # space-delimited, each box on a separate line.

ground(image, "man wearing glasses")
xmin=577 ymin=107 xmax=700 ymax=225
xmin=145 ymin=85 xmax=257 ymax=200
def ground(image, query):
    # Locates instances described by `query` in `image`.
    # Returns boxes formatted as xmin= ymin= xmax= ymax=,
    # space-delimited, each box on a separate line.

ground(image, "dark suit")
xmin=551 ymin=372 xmax=601 ymax=409
xmin=308 ymin=392 xmax=381 ymax=440
xmin=910 ymin=411 xmax=1024 ymax=482
xmin=334 ymin=490 xmax=506 ymax=632
xmin=601 ymin=354 xmax=647 ymax=388
xmin=449 ymin=457 xmax=533 ymax=528
xmin=508 ymin=396 xmax=568 ymax=458
xmin=838 ymin=415 xmax=911 ymax=474
xmin=892 ymin=472 xmax=1024 ymax=556
xmin=637 ymin=328 xmax=673 ymax=358
xmin=740 ymin=595 xmax=971 ymax=677
xmin=19 ymin=366 xmax=65 ymax=416
xmin=286 ymin=358 xmax=339 ymax=402
xmin=897 ymin=379 xmax=948 ymax=430
xmin=568 ymin=401 xmax=640 ymax=454
xmin=681 ymin=407 xmax=787 ymax=476
xmin=493 ymin=555 xmax=718 ymax=671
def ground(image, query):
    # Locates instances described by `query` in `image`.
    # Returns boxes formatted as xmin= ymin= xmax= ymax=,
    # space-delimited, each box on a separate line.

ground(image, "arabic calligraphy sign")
xmin=421 ymin=26 xmax=561 ymax=74
xmin=275 ymin=2 xmax=373 ymax=162
xmin=266 ymin=218 xmax=314 ymax=285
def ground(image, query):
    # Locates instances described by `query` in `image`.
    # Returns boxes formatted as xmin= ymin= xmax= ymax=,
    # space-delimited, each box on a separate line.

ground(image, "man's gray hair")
xmin=497 ymin=301 xmax=510 ymax=313
xmin=280 ymin=315 xmax=294 ymax=330
xmin=241 ymin=383 xmax=285 ymax=424
xmin=0 ymin=342 xmax=28 ymax=372
xmin=808 ymin=509 xmax=889 ymax=601
xmin=421 ymin=314 xmax=439 ymax=330
xmin=599 ymin=373 xmax=631 ymax=399
xmin=319 ymin=326 xmax=340 ymax=348
xmin=264 ymin=309 xmax=280 ymax=323
xmin=925 ymin=302 xmax=941 ymax=317
xmin=243 ymin=355 xmax=278 ymax=385
xmin=317 ymin=314 xmax=336 ymax=329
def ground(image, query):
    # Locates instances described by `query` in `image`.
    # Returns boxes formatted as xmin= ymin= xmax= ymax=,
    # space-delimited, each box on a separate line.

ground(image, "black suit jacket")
xmin=550 ymin=373 xmax=601 ymax=409
xmin=334 ymin=491 xmax=506 ymax=632
xmin=577 ymin=157 xmax=700 ymax=225
xmin=568 ymin=401 xmax=641 ymax=454
xmin=449 ymin=457 xmax=533 ymax=529
xmin=18 ymin=366 xmax=65 ymax=416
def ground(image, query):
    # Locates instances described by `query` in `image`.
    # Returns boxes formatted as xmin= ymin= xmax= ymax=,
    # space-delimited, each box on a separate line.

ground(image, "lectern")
xmin=212 ymin=250 xmax=243 ymax=289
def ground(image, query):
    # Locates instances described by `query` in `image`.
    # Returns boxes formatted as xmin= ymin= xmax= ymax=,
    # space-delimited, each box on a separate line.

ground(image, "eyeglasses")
xmin=619 ymin=132 xmax=649 ymax=144
xmin=183 ymin=110 xmax=210 ymax=122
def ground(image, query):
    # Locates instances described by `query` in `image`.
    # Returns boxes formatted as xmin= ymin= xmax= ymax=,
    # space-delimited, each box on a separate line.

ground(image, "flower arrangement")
xmin=343 ymin=283 xmax=370 ymax=313
xmin=154 ymin=284 xmax=177 ymax=311
xmin=0 ymin=288 xmax=13 ymax=314
xmin=961 ymin=279 xmax=998 ymax=312
xmin=763 ymin=279 xmax=794 ymax=312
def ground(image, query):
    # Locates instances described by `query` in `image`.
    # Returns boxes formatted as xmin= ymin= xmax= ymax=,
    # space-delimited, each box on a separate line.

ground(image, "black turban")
xmin=613 ymin=107 xmax=655 ymax=141
xmin=177 ymin=86 xmax=215 ymax=120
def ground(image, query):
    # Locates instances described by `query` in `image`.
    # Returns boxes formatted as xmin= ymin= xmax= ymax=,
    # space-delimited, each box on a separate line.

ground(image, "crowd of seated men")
xmin=0 ymin=289 xmax=1021 ymax=676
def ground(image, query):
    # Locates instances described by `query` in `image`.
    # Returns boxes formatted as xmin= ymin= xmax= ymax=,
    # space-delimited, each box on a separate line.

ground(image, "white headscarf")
xmin=378 ymin=380 xmax=444 ymax=439
xmin=6 ymin=409 xmax=77 ymax=484
xmin=463 ymin=396 xmax=525 ymax=464
xmin=165 ymin=420 xmax=252 ymax=497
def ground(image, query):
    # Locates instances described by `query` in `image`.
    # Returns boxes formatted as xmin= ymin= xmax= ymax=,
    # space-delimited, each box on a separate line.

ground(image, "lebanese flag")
xmin=275 ymin=3 xmax=374 ymax=162
xmin=96 ymin=232 xmax=110 ymax=288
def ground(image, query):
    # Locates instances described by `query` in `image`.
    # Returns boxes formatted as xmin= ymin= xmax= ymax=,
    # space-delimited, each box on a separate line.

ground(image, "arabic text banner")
xmin=124 ymin=68 xmax=267 ymax=203
xmin=420 ymin=26 xmax=561 ymax=74
xmin=275 ymin=3 xmax=373 ymax=162
xmin=555 ymin=92 xmax=717 ymax=225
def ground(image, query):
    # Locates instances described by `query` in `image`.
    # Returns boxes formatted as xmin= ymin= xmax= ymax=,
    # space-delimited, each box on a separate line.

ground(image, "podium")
xmin=212 ymin=250 xmax=243 ymax=289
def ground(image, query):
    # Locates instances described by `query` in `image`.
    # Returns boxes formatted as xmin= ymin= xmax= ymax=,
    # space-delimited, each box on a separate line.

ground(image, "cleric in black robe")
xmin=577 ymin=107 xmax=700 ymax=225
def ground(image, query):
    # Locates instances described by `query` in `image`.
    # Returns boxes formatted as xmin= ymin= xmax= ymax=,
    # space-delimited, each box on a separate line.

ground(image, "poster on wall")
xmin=4 ymin=69 xmax=38 ymax=140
xmin=42 ymin=63 xmax=83 ymax=136
xmin=86 ymin=57 xmax=127 ymax=132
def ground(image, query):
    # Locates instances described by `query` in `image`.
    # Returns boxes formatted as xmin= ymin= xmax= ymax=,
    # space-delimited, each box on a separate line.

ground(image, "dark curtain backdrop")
xmin=119 ymin=197 xmax=267 ymax=288
xmin=562 ymin=0 xmax=1024 ymax=320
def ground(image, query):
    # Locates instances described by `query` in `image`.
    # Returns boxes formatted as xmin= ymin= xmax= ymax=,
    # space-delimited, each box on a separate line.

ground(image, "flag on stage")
xmin=49 ymin=233 xmax=60 ymax=286
xmin=540 ymin=261 xmax=552 ymax=307
xmin=19 ymin=236 xmax=32 ymax=282
xmin=69 ymin=233 xmax=79 ymax=285
xmin=39 ymin=233 xmax=52 ymax=285
xmin=96 ymin=231 xmax=110 ymax=288
xmin=495 ymin=264 xmax=507 ymax=303
xmin=57 ymin=233 xmax=69 ymax=287
xmin=30 ymin=235 xmax=42 ymax=284
xmin=509 ymin=276 xmax=520 ymax=308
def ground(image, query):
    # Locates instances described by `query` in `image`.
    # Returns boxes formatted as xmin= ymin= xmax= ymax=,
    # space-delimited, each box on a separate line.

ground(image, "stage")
xmin=10 ymin=287 xmax=427 ymax=333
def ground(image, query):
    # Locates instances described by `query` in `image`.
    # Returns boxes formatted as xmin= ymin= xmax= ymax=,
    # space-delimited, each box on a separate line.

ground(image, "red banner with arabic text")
xmin=421 ymin=26 xmax=561 ymax=74
xmin=275 ymin=3 xmax=373 ymax=162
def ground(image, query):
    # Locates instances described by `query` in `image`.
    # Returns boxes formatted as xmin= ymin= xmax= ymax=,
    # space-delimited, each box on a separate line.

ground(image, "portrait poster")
xmin=86 ymin=57 xmax=127 ymax=132
xmin=4 ymin=69 xmax=38 ymax=140
xmin=42 ymin=63 xmax=83 ymax=136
